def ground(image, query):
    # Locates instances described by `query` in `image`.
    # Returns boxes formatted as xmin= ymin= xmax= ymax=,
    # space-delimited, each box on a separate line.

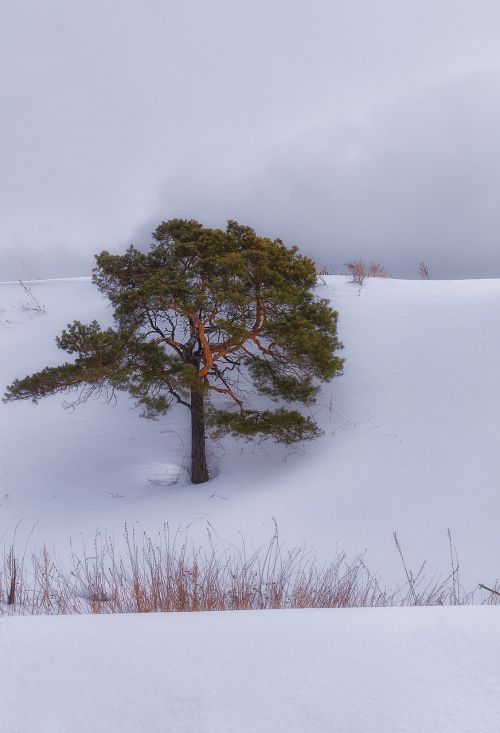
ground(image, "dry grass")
xmin=345 ymin=259 xmax=368 ymax=288
xmin=0 ymin=526 xmax=498 ymax=616
xmin=367 ymin=262 xmax=389 ymax=278
xmin=345 ymin=260 xmax=389 ymax=290
xmin=419 ymin=261 xmax=431 ymax=279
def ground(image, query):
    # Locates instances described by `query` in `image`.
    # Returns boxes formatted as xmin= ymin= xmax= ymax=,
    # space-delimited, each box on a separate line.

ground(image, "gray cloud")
xmin=2 ymin=0 xmax=500 ymax=279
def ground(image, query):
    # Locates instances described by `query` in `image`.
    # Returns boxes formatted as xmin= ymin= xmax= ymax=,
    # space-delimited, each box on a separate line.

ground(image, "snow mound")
xmin=140 ymin=462 xmax=185 ymax=487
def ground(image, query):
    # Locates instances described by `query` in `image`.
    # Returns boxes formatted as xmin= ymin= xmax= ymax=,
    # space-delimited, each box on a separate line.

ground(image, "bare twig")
xmin=7 ymin=553 xmax=16 ymax=605
xmin=18 ymin=280 xmax=46 ymax=315
xmin=479 ymin=583 xmax=500 ymax=597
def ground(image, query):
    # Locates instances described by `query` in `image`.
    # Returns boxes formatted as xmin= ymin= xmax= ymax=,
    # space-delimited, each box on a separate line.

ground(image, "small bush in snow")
xmin=344 ymin=260 xmax=389 ymax=291
xmin=419 ymin=262 xmax=431 ymax=279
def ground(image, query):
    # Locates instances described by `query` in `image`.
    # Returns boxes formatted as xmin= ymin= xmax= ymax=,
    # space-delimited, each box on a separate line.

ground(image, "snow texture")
xmin=2 ymin=606 xmax=500 ymax=733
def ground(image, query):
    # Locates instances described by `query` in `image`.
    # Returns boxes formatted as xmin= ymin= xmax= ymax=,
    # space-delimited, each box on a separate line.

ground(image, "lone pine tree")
xmin=4 ymin=220 xmax=344 ymax=483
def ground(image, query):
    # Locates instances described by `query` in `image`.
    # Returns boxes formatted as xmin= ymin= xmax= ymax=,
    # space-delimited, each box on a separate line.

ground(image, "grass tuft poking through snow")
xmin=1 ymin=526 xmax=499 ymax=615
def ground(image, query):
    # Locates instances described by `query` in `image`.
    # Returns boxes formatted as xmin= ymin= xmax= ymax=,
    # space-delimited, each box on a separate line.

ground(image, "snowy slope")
xmin=1 ymin=276 xmax=500 ymax=585
xmin=2 ymin=606 xmax=500 ymax=733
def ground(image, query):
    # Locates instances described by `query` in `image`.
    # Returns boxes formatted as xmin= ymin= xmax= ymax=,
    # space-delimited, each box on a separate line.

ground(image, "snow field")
xmin=2 ymin=606 xmax=500 ymax=733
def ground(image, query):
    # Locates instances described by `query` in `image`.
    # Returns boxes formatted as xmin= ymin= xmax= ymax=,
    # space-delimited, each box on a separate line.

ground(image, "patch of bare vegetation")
xmin=315 ymin=264 xmax=334 ymax=286
xmin=366 ymin=262 xmax=389 ymax=278
xmin=419 ymin=261 xmax=431 ymax=279
xmin=18 ymin=280 xmax=46 ymax=315
xmin=344 ymin=260 xmax=389 ymax=291
xmin=0 ymin=527 xmax=497 ymax=615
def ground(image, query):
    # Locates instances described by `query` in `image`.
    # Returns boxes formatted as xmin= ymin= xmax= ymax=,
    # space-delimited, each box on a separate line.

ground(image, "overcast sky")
xmin=2 ymin=0 xmax=500 ymax=279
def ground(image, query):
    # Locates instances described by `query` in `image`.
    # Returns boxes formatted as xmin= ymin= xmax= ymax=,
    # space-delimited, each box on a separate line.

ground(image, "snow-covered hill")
xmin=1 ymin=275 xmax=499 ymax=586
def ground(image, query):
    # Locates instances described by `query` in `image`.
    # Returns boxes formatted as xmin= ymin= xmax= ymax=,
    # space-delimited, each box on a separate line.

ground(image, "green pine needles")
xmin=4 ymin=219 xmax=344 ymax=483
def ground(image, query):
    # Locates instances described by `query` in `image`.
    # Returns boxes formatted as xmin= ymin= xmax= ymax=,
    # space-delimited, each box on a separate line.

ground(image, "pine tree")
xmin=4 ymin=220 xmax=344 ymax=483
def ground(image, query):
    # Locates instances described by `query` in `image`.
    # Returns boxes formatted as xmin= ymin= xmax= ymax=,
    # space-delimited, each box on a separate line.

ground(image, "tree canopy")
xmin=4 ymin=219 xmax=344 ymax=483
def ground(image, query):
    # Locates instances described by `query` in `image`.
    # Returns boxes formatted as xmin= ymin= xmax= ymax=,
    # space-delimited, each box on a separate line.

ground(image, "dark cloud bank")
xmin=2 ymin=0 xmax=500 ymax=280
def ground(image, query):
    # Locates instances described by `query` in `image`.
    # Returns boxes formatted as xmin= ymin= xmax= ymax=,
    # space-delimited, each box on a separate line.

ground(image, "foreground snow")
xmin=1 ymin=276 xmax=500 ymax=585
xmin=2 ymin=606 xmax=499 ymax=732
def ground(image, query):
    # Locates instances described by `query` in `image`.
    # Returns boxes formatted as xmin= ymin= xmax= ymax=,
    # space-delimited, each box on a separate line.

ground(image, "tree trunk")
xmin=190 ymin=388 xmax=209 ymax=484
